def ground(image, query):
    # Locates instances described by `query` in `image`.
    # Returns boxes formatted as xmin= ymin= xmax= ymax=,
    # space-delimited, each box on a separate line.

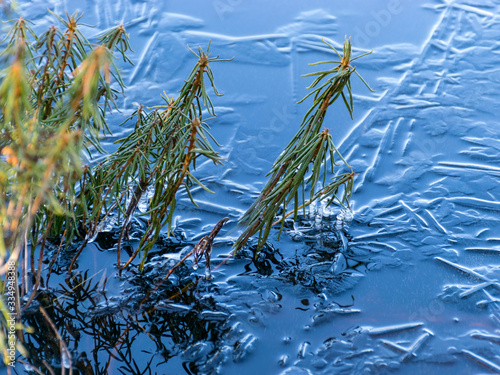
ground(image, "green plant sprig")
xmin=75 ymin=44 xmax=231 ymax=271
xmin=234 ymin=36 xmax=374 ymax=252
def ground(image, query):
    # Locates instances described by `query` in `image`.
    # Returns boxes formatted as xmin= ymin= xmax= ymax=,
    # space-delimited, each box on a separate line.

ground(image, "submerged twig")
xmin=192 ymin=217 xmax=229 ymax=278
xmin=138 ymin=217 xmax=229 ymax=310
xmin=17 ymin=359 xmax=51 ymax=375
xmin=67 ymin=238 xmax=88 ymax=274
xmin=39 ymin=306 xmax=73 ymax=375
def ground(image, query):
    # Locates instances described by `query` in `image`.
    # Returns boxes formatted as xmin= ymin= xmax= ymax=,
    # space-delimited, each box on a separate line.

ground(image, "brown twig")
xmin=117 ymin=178 xmax=149 ymax=268
xmin=39 ymin=306 xmax=73 ymax=375
xmin=137 ymin=217 xmax=228 ymax=310
xmin=22 ymin=227 xmax=49 ymax=312
xmin=45 ymin=229 xmax=66 ymax=286
xmin=67 ymin=238 xmax=88 ymax=274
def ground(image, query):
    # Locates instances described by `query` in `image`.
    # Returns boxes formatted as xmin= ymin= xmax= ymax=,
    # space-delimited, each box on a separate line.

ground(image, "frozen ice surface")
xmin=11 ymin=0 xmax=500 ymax=374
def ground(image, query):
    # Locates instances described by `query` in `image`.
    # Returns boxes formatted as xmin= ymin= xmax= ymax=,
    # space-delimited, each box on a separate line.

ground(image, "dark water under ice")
xmin=3 ymin=0 xmax=500 ymax=374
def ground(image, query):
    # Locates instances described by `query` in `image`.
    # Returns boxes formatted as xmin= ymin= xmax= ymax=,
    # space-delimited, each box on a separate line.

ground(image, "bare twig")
xmin=39 ymin=306 xmax=73 ymax=375
xmin=138 ymin=217 xmax=229 ymax=310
